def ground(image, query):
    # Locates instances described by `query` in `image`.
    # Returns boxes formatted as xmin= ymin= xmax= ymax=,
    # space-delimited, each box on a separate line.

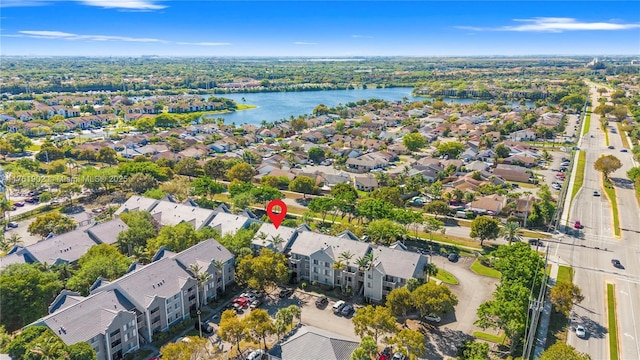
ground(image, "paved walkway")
xmin=533 ymin=255 xmax=559 ymax=359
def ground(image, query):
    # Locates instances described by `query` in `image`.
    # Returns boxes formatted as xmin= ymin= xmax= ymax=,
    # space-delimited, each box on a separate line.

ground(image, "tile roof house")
xmin=468 ymin=194 xmax=507 ymax=215
xmin=268 ymin=325 xmax=359 ymax=360
xmin=493 ymin=164 xmax=532 ymax=183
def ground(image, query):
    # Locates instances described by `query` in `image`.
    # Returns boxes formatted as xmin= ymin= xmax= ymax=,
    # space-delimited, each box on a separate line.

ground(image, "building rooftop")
xmin=268 ymin=325 xmax=358 ymax=360
xmin=86 ymin=218 xmax=129 ymax=245
xmin=372 ymin=246 xmax=428 ymax=280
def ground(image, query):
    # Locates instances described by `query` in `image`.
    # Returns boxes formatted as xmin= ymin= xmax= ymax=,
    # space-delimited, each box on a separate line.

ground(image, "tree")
xmin=352 ymin=305 xmax=398 ymax=343
xmin=117 ymin=210 xmax=158 ymax=256
xmin=412 ymin=282 xmax=458 ymax=317
xmin=386 ymin=287 xmax=414 ymax=317
xmin=159 ymin=336 xmax=210 ymax=360
xmin=124 ymin=172 xmax=158 ymax=194
xmin=235 ymin=248 xmax=290 ymax=291
xmin=423 ymin=217 xmax=444 ymax=242
xmin=437 ymin=141 xmax=464 ymax=158
xmin=218 ymin=310 xmax=248 ymax=353
xmin=350 ymin=336 xmax=378 ymax=360
xmin=390 ymin=328 xmax=425 ymax=360
xmin=147 ymin=222 xmax=200 ymax=254
xmin=0 ymin=265 xmax=63 ymax=332
xmin=594 ymin=155 xmax=622 ymax=182
xmin=356 ymin=198 xmax=395 ymax=222
xmin=246 ymin=309 xmax=275 ymax=350
xmin=0 ymin=138 xmax=15 ymax=159
xmin=550 ymin=281 xmax=584 ymax=315
xmin=366 ymin=219 xmax=407 ymax=245
xmin=58 ymin=182 xmax=81 ymax=205
xmin=371 ymin=186 xmax=404 ymax=207
xmin=308 ymin=197 xmax=336 ymax=223
xmin=291 ymin=117 xmax=307 ymax=132
xmin=250 ymin=186 xmax=284 ymax=205
xmin=96 ymin=147 xmax=118 ymax=166
xmin=204 ymin=158 xmax=227 ymax=180
xmin=28 ymin=212 xmax=77 ymax=238
xmin=494 ymin=143 xmax=511 ymax=159
xmin=66 ymin=244 xmax=131 ymax=295
xmin=457 ymin=340 xmax=489 ymax=360
xmin=174 ymin=158 xmax=200 ymax=178
xmin=308 ymin=147 xmax=326 ymax=163
xmin=191 ymin=176 xmax=226 ymax=199
xmin=312 ymin=104 xmax=330 ymax=115
xmin=500 ymin=221 xmax=523 ymax=245
xmin=226 ymin=162 xmax=254 ymax=182
xmin=6 ymin=133 xmax=32 ymax=153
xmin=539 ymin=342 xmax=591 ymax=360
xmin=134 ymin=116 xmax=155 ymax=132
xmin=627 ymin=167 xmax=640 ymax=181
xmin=470 ymin=216 xmax=500 ymax=246
xmin=612 ymin=104 xmax=628 ymax=121
xmin=423 ymin=200 xmax=450 ymax=219
xmin=403 ymin=133 xmax=426 ymax=152
xmin=288 ymin=175 xmax=318 ymax=198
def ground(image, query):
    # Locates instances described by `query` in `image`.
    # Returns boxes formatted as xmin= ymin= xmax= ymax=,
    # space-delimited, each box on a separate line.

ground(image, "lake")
xmin=203 ymin=87 xmax=505 ymax=126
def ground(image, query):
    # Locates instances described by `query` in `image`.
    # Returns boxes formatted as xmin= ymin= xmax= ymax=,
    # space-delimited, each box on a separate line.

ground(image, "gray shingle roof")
xmin=86 ymin=218 xmax=128 ymax=245
xmin=114 ymin=195 xmax=159 ymax=216
xmin=93 ymin=257 xmax=192 ymax=309
xmin=35 ymin=290 xmax=136 ymax=346
xmin=23 ymin=229 xmax=98 ymax=265
xmin=371 ymin=246 xmax=428 ymax=280
xmin=251 ymin=223 xmax=297 ymax=252
xmin=171 ymin=239 xmax=234 ymax=270
xmin=289 ymin=232 xmax=370 ymax=267
xmin=208 ymin=213 xmax=258 ymax=236
xmin=269 ymin=325 xmax=358 ymax=360
xmin=149 ymin=201 xmax=217 ymax=230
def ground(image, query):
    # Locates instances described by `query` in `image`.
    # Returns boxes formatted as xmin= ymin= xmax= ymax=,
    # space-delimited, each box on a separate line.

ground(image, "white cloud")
xmin=351 ymin=34 xmax=373 ymax=38
xmin=294 ymin=41 xmax=318 ymax=45
xmin=18 ymin=30 xmax=166 ymax=42
xmin=456 ymin=17 xmax=640 ymax=33
xmin=177 ymin=42 xmax=232 ymax=46
xmin=0 ymin=0 xmax=167 ymax=10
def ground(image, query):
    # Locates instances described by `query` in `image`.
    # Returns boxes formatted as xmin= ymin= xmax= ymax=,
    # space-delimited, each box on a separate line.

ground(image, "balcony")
xmin=383 ymin=280 xmax=398 ymax=288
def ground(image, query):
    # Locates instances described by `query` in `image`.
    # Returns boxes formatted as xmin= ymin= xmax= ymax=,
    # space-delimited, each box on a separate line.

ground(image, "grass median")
xmin=603 ymin=177 xmax=621 ymax=236
xmin=617 ymin=122 xmax=630 ymax=149
xmin=607 ymin=283 xmax=619 ymax=360
xmin=473 ymin=331 xmax=505 ymax=344
xmin=434 ymin=268 xmax=459 ymax=285
xmin=582 ymin=111 xmax=591 ymax=136
xmin=570 ymin=151 xmax=587 ymax=205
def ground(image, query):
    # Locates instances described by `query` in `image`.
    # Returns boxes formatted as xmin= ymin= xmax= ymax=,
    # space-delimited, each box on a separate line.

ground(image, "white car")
xmin=247 ymin=349 xmax=264 ymax=360
xmin=424 ymin=313 xmax=441 ymax=323
xmin=575 ymin=325 xmax=586 ymax=339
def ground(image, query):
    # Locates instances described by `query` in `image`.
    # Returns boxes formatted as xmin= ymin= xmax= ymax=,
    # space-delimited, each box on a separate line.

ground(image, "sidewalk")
xmin=533 ymin=255 xmax=559 ymax=359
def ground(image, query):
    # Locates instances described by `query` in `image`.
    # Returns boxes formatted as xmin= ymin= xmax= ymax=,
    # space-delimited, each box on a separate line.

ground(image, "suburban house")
xmin=29 ymin=239 xmax=235 ymax=360
xmin=354 ymin=176 xmax=379 ymax=192
xmin=468 ymin=194 xmax=507 ymax=215
xmin=493 ymin=164 xmax=533 ymax=183
xmin=267 ymin=325 xmax=359 ymax=360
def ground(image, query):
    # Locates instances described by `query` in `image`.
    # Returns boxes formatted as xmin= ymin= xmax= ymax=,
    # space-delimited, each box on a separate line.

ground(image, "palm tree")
xmin=53 ymin=262 xmax=74 ymax=286
xmin=501 ymin=221 xmax=523 ymax=245
xmin=463 ymin=191 xmax=477 ymax=204
xmin=30 ymin=336 xmax=64 ymax=360
xmin=452 ymin=188 xmax=464 ymax=203
xmin=271 ymin=234 xmax=285 ymax=251
xmin=424 ymin=263 xmax=438 ymax=282
xmin=0 ymin=199 xmax=13 ymax=228
xmin=211 ymin=259 xmax=226 ymax=293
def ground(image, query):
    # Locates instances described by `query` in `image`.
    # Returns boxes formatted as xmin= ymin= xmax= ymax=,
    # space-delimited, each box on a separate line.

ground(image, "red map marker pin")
xmin=266 ymin=199 xmax=287 ymax=229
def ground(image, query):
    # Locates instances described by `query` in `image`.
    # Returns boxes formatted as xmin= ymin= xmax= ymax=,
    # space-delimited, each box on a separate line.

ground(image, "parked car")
xmin=552 ymin=183 xmax=561 ymax=190
xmin=621 ymin=149 xmax=628 ymax=153
xmin=574 ymin=221 xmax=583 ymax=229
xmin=392 ymin=353 xmax=406 ymax=360
xmin=246 ymin=349 xmax=264 ymax=360
xmin=194 ymin=321 xmax=213 ymax=334
xmin=575 ymin=325 xmax=587 ymax=339
xmin=332 ymin=300 xmax=346 ymax=314
xmin=14 ymin=202 xmax=25 ymax=207
xmin=612 ymin=259 xmax=623 ymax=269
xmin=315 ymin=296 xmax=328 ymax=308
xmin=447 ymin=253 xmax=459 ymax=262
xmin=25 ymin=197 xmax=38 ymax=204
xmin=424 ymin=313 xmax=441 ymax=323
xmin=250 ymin=299 xmax=262 ymax=309
xmin=340 ymin=304 xmax=355 ymax=316
xmin=593 ymin=191 xmax=600 ymax=196
xmin=278 ymin=288 xmax=293 ymax=298
xmin=608 ymin=145 xmax=615 ymax=149
xmin=7 ymin=222 xmax=18 ymax=228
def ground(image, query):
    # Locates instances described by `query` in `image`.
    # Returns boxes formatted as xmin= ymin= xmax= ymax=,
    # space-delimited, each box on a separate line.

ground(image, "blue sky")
xmin=1 ymin=1 xmax=639 ymax=56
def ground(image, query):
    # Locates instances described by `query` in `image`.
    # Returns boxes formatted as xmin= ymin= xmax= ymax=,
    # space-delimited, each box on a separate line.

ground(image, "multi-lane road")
xmin=555 ymin=84 xmax=640 ymax=360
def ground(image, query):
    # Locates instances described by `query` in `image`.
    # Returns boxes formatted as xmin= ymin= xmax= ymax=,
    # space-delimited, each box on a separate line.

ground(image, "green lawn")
xmin=617 ymin=122 xmax=631 ymax=149
xmin=582 ymin=111 xmax=591 ymax=136
xmin=236 ymin=103 xmax=257 ymax=110
xmin=603 ymin=177 xmax=621 ymax=236
xmin=607 ymin=283 xmax=619 ymax=360
xmin=556 ymin=265 xmax=573 ymax=283
xmin=470 ymin=259 xmax=501 ymax=278
xmin=473 ymin=331 xmax=505 ymax=344
xmin=434 ymin=268 xmax=459 ymax=285
xmin=570 ymin=151 xmax=587 ymax=205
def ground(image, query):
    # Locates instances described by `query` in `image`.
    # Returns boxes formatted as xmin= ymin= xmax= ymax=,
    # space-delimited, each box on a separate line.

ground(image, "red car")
xmin=232 ymin=297 xmax=250 ymax=308
xmin=574 ymin=221 xmax=582 ymax=229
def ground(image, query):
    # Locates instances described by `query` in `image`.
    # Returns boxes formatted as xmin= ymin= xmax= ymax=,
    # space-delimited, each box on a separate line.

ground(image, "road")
xmin=556 ymin=84 xmax=640 ymax=360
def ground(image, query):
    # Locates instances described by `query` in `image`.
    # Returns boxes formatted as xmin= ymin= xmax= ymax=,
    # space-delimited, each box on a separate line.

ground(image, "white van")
xmin=455 ymin=211 xmax=467 ymax=219
xmin=332 ymin=300 xmax=346 ymax=314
